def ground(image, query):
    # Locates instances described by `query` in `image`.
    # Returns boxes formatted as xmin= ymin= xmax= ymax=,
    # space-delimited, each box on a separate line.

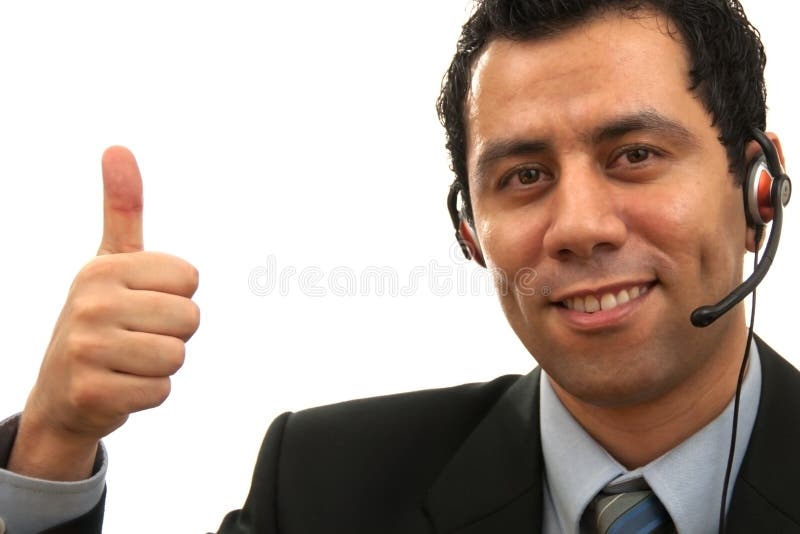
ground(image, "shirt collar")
xmin=540 ymin=341 xmax=762 ymax=534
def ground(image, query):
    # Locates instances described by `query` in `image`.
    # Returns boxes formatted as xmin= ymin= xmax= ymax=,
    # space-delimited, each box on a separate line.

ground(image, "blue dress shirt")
xmin=0 ymin=413 xmax=107 ymax=533
xmin=540 ymin=343 xmax=762 ymax=534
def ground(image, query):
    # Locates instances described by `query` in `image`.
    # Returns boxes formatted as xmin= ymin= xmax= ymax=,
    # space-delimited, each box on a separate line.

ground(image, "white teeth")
xmin=600 ymin=293 xmax=617 ymax=311
xmin=562 ymin=284 xmax=649 ymax=314
xmin=585 ymin=295 xmax=600 ymax=313
xmin=616 ymin=289 xmax=630 ymax=304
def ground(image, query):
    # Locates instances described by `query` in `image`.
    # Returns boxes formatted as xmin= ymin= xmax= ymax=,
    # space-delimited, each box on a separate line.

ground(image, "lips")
xmin=561 ymin=284 xmax=650 ymax=313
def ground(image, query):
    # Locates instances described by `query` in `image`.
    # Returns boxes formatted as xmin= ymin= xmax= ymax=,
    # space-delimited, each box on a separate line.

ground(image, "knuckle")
xmin=69 ymin=298 xmax=92 ymax=321
xmin=70 ymin=296 xmax=113 ymax=324
xmin=68 ymin=376 xmax=103 ymax=413
xmin=77 ymin=256 xmax=116 ymax=283
xmin=64 ymin=332 xmax=104 ymax=364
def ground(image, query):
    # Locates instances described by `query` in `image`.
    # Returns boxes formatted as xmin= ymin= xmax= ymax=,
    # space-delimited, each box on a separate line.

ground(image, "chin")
xmin=544 ymin=348 xmax=687 ymax=408
xmin=569 ymin=377 xmax=673 ymax=408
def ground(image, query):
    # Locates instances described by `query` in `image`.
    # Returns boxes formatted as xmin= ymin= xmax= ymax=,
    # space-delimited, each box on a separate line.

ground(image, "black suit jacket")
xmin=47 ymin=337 xmax=800 ymax=533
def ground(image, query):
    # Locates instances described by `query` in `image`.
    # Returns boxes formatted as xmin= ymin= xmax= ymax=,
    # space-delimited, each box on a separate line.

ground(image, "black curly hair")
xmin=438 ymin=0 xmax=767 ymax=224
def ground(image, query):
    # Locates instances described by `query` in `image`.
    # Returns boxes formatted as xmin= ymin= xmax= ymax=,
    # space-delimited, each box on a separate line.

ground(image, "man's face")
xmin=465 ymin=12 xmax=750 ymax=407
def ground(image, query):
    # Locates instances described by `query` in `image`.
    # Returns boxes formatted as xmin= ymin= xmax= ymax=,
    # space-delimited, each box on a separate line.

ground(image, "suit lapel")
xmin=424 ymin=369 xmax=544 ymax=534
xmin=726 ymin=337 xmax=800 ymax=532
xmin=422 ymin=336 xmax=800 ymax=533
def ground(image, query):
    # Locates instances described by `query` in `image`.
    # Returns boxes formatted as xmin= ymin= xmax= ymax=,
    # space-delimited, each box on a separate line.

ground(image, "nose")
xmin=541 ymin=165 xmax=627 ymax=260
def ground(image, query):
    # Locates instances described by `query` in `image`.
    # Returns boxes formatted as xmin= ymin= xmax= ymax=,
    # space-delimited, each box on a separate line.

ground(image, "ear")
xmin=458 ymin=219 xmax=486 ymax=268
xmin=744 ymin=132 xmax=785 ymax=253
xmin=744 ymin=131 xmax=786 ymax=168
xmin=767 ymin=132 xmax=786 ymax=168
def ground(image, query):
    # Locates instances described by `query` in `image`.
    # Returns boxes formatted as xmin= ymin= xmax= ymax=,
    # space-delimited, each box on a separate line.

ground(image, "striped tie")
xmin=589 ymin=481 xmax=675 ymax=534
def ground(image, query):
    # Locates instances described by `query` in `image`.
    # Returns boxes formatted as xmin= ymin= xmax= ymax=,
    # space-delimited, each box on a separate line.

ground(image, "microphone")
xmin=690 ymin=202 xmax=783 ymax=327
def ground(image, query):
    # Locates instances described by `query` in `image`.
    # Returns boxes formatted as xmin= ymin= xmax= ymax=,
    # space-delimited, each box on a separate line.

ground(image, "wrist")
xmin=7 ymin=411 xmax=99 ymax=481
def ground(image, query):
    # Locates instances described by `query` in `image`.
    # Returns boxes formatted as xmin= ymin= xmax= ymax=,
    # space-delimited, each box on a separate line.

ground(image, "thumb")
xmin=98 ymin=146 xmax=144 ymax=255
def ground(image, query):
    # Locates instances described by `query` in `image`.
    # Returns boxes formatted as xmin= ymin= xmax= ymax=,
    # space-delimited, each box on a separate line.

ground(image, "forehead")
xmin=465 ymin=11 xmax=701 ymax=173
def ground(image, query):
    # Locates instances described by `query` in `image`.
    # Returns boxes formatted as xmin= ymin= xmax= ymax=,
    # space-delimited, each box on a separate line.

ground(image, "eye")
xmin=607 ymin=145 xmax=665 ymax=172
xmin=516 ymin=168 xmax=542 ymax=184
xmin=500 ymin=165 xmax=550 ymax=189
xmin=625 ymin=147 xmax=651 ymax=164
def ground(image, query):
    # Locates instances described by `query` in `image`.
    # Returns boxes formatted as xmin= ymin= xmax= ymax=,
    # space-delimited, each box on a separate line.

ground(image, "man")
xmin=0 ymin=0 xmax=796 ymax=533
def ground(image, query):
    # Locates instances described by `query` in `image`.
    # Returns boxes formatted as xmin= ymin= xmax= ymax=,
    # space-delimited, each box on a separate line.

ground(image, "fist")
xmin=29 ymin=249 xmax=200 ymax=439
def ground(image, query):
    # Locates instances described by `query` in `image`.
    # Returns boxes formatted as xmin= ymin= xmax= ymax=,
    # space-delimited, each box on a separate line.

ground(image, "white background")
xmin=0 ymin=1 xmax=797 ymax=532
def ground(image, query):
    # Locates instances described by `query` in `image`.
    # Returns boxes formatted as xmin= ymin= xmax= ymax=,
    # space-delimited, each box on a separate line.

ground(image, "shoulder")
xmin=728 ymin=337 xmax=800 ymax=530
xmin=289 ymin=374 xmax=523 ymax=433
xmin=755 ymin=335 xmax=800 ymax=405
xmin=281 ymin=374 xmax=525 ymax=462
xmin=266 ymin=374 xmax=532 ymax=530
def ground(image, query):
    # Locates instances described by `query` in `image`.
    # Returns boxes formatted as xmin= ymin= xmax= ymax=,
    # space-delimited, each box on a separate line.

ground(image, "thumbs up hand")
xmin=8 ymin=147 xmax=200 ymax=481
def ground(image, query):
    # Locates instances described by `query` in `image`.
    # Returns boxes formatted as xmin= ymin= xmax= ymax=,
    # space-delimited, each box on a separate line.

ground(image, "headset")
xmin=446 ymin=128 xmax=791 ymax=533
xmin=689 ymin=128 xmax=792 ymax=326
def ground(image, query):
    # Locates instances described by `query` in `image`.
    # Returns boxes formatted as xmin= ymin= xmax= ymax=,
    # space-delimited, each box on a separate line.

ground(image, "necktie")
xmin=589 ymin=479 xmax=675 ymax=534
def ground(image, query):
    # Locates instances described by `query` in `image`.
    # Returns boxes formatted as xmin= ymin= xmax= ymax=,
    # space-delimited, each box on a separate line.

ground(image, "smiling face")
xmin=465 ymin=11 xmax=750 ymax=407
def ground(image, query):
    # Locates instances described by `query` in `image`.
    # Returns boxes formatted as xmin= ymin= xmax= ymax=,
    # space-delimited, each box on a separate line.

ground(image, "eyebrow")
xmin=472 ymin=109 xmax=700 ymax=185
xmin=586 ymin=109 xmax=700 ymax=148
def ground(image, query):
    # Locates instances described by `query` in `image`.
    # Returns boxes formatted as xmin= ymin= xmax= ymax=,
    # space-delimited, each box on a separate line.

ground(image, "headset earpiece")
xmin=447 ymin=180 xmax=486 ymax=267
xmin=744 ymin=129 xmax=792 ymax=228
xmin=744 ymin=155 xmax=775 ymax=226
xmin=457 ymin=220 xmax=486 ymax=267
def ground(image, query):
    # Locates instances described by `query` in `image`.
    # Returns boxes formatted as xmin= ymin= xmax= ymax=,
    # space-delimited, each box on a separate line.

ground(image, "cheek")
xmin=630 ymin=183 xmax=747 ymax=286
xmin=476 ymin=211 xmax=552 ymax=325
xmin=631 ymin=193 xmax=694 ymax=252
xmin=476 ymin=202 xmax=548 ymax=265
